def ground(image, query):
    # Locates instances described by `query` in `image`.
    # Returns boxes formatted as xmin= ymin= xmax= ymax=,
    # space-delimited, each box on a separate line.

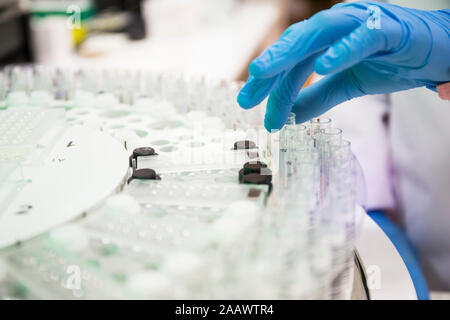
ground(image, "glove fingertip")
xmin=236 ymin=91 xmax=256 ymax=109
xmin=248 ymin=61 xmax=261 ymax=77
xmin=263 ymin=117 xmax=273 ymax=132
xmin=313 ymin=57 xmax=333 ymax=75
xmin=264 ymin=113 xmax=283 ymax=132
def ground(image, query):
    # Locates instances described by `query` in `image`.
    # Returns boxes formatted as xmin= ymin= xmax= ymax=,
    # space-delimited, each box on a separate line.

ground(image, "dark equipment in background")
xmin=0 ymin=0 xmax=146 ymax=67
xmin=0 ymin=0 xmax=32 ymax=66
xmin=94 ymin=0 xmax=146 ymax=40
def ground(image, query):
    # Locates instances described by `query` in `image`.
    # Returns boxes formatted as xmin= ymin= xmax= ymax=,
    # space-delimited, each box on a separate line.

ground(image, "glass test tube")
xmin=7 ymin=67 xmax=30 ymax=107
xmin=0 ymin=71 xmax=6 ymax=107
xmin=30 ymin=66 xmax=53 ymax=106
xmin=53 ymin=67 xmax=71 ymax=102
xmin=97 ymin=69 xmax=120 ymax=108
xmin=71 ymin=69 xmax=97 ymax=108
xmin=280 ymin=112 xmax=296 ymax=151
xmin=309 ymin=117 xmax=332 ymax=138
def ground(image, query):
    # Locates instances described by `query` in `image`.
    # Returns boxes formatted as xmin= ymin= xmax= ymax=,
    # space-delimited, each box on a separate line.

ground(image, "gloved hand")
xmin=237 ymin=1 xmax=450 ymax=131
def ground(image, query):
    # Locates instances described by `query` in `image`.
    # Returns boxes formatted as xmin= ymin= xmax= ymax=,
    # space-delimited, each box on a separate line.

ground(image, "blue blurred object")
xmin=369 ymin=211 xmax=430 ymax=300
xmin=237 ymin=1 xmax=450 ymax=131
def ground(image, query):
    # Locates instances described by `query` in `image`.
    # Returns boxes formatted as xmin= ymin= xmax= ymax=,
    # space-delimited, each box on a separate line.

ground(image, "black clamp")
xmin=129 ymin=147 xmax=158 ymax=168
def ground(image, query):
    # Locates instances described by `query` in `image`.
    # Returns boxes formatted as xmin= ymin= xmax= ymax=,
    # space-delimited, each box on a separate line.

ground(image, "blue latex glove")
xmin=237 ymin=1 xmax=450 ymax=131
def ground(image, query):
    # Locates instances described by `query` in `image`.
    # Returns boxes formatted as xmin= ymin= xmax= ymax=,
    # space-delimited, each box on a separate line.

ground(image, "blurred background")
xmin=0 ymin=0 xmax=340 ymax=80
